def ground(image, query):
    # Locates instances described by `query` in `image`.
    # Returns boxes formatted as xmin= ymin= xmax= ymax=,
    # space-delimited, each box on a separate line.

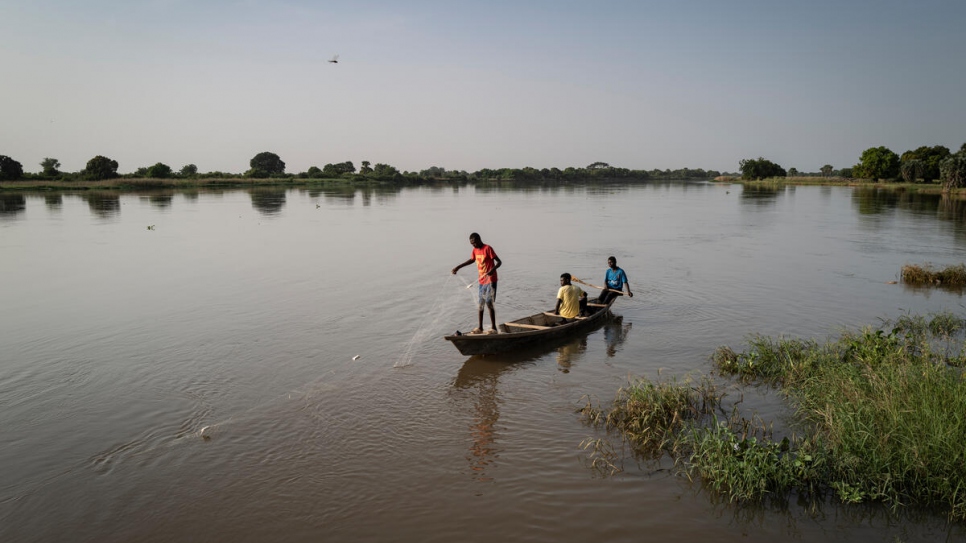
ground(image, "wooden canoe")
xmin=443 ymin=298 xmax=616 ymax=356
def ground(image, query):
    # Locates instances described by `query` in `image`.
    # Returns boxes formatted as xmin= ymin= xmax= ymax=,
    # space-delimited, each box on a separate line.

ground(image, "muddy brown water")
xmin=2 ymin=183 xmax=965 ymax=542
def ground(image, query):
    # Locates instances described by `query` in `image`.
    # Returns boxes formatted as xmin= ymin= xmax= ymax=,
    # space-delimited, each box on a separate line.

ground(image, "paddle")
xmin=571 ymin=276 xmax=624 ymax=295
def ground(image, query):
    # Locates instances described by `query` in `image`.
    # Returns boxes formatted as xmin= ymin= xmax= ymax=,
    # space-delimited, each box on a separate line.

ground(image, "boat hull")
xmin=443 ymin=299 xmax=615 ymax=356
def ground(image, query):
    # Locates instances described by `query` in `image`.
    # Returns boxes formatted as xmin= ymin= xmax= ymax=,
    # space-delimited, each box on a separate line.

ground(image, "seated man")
xmin=597 ymin=256 xmax=633 ymax=304
xmin=555 ymin=273 xmax=587 ymax=320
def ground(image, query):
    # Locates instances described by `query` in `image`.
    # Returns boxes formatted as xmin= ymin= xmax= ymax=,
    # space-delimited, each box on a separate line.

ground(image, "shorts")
xmin=477 ymin=282 xmax=497 ymax=309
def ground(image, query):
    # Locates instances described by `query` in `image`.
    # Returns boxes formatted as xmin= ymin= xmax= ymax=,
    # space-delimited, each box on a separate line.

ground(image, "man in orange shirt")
xmin=452 ymin=233 xmax=502 ymax=334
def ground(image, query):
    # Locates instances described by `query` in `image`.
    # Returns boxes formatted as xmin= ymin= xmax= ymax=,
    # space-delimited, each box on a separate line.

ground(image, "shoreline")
xmin=4 ymin=176 xmax=965 ymax=197
xmin=714 ymin=176 xmax=966 ymax=196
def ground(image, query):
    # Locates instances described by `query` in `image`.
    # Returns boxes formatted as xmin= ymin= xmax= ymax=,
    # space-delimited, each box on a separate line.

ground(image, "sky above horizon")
xmin=2 ymin=0 xmax=964 ymax=175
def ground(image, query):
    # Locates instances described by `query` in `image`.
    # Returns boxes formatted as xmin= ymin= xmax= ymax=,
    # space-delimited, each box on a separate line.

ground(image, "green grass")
xmin=582 ymin=313 xmax=966 ymax=520
xmin=579 ymin=375 xmax=721 ymax=460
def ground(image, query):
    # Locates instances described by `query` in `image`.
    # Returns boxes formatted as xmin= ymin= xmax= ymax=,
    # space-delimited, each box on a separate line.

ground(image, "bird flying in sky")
xmin=328 ymin=55 xmax=339 ymax=64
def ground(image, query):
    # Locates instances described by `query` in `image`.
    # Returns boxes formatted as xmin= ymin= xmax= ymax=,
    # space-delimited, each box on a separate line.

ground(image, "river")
xmin=1 ymin=182 xmax=965 ymax=542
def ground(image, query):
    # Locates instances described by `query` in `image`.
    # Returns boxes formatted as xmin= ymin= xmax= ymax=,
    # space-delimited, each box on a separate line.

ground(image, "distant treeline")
xmin=738 ymin=142 xmax=966 ymax=192
xmin=0 ymin=152 xmax=730 ymax=186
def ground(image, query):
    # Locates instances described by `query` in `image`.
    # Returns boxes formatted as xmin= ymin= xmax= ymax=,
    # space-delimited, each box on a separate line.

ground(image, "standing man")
xmin=452 ymin=233 xmax=502 ymax=334
xmin=597 ymin=256 xmax=633 ymax=304
xmin=555 ymin=273 xmax=587 ymax=320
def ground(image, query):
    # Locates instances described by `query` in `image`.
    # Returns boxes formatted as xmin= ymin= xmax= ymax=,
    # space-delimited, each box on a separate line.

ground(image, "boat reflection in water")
xmin=451 ymin=313 xmax=630 ymax=480
xmin=603 ymin=316 xmax=632 ymax=357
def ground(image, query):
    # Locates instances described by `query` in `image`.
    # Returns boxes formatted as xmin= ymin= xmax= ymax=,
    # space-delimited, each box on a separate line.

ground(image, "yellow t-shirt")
xmin=556 ymin=284 xmax=585 ymax=318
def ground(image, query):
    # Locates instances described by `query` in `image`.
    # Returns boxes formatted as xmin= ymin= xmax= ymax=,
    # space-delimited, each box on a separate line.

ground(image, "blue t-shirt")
xmin=605 ymin=267 xmax=628 ymax=289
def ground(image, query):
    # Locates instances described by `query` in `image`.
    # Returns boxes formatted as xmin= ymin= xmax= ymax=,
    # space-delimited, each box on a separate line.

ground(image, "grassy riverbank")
xmin=715 ymin=175 xmax=966 ymax=196
xmin=581 ymin=313 xmax=966 ymax=520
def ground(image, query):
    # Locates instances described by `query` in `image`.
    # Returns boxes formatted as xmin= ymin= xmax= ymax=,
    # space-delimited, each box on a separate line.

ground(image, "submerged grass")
xmin=579 ymin=375 xmax=721 ymax=460
xmin=901 ymin=263 xmax=966 ymax=287
xmin=582 ymin=312 xmax=966 ymax=520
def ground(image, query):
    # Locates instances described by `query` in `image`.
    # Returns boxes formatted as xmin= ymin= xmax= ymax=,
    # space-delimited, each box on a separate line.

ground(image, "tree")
xmin=0 ymin=155 xmax=24 ymax=180
xmin=900 ymin=145 xmax=950 ymax=182
xmin=180 ymin=164 xmax=198 ymax=177
xmin=587 ymin=161 xmax=610 ymax=169
xmin=421 ymin=166 xmax=447 ymax=178
xmin=84 ymin=155 xmax=119 ymax=180
xmin=316 ymin=162 xmax=352 ymax=177
xmin=738 ymin=157 xmax=786 ymax=180
xmin=146 ymin=162 xmax=172 ymax=178
xmin=820 ymin=164 xmax=833 ymax=178
xmin=372 ymin=163 xmax=399 ymax=177
xmin=248 ymin=152 xmax=285 ymax=178
xmin=940 ymin=151 xmax=966 ymax=192
xmin=40 ymin=157 xmax=61 ymax=176
xmin=360 ymin=160 xmax=373 ymax=175
xmin=853 ymin=146 xmax=899 ymax=181
xmin=306 ymin=166 xmax=324 ymax=178
xmin=900 ymin=159 xmax=924 ymax=183
xmin=788 ymin=167 xmax=799 ymax=177
xmin=839 ymin=167 xmax=853 ymax=178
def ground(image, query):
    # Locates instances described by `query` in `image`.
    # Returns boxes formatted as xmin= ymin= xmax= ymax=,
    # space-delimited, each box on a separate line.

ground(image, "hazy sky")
xmin=2 ymin=0 xmax=964 ymax=175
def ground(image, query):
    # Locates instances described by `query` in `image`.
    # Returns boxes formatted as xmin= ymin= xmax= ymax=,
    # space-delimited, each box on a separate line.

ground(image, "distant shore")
xmin=0 ymin=177 xmax=357 ymax=192
xmin=714 ymin=176 xmax=966 ymax=196
xmin=3 ymin=175 xmax=965 ymax=196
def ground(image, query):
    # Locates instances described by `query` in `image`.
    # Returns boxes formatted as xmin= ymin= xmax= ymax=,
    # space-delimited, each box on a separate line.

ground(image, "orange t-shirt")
xmin=473 ymin=245 xmax=498 ymax=285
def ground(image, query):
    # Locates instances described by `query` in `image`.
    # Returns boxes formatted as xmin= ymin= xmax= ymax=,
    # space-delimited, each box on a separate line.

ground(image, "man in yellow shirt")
xmin=554 ymin=273 xmax=587 ymax=319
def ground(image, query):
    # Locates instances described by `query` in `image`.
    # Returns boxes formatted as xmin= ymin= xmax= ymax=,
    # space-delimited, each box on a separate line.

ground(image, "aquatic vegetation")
xmin=711 ymin=336 xmax=820 ymax=383
xmin=583 ymin=313 xmax=966 ymax=520
xmin=901 ymin=262 xmax=966 ymax=287
xmin=579 ymin=375 xmax=721 ymax=459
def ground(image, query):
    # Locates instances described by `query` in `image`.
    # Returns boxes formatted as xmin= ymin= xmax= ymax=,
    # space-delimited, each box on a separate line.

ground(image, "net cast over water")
xmin=394 ymin=274 xmax=479 ymax=368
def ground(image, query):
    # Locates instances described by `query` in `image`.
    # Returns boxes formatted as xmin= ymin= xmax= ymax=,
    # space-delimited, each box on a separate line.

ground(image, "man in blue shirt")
xmin=597 ymin=256 xmax=633 ymax=304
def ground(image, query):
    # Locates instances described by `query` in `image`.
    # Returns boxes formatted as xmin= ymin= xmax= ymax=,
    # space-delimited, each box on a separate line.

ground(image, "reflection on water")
xmin=44 ymin=194 xmax=62 ymax=209
xmin=851 ymin=189 xmax=966 ymax=241
xmin=557 ymin=317 xmax=631 ymax=370
xmin=740 ymin=185 xmax=782 ymax=206
xmin=850 ymin=187 xmax=956 ymax=217
xmin=556 ymin=337 xmax=587 ymax=373
xmin=902 ymin=283 xmax=964 ymax=297
xmin=603 ymin=317 xmax=631 ymax=357
xmin=453 ymin=359 xmax=521 ymax=482
xmin=145 ymin=193 xmax=174 ymax=209
xmin=0 ymin=194 xmax=26 ymax=217
xmin=82 ymin=192 xmax=120 ymax=218
xmin=701 ymin=485 xmax=964 ymax=542
xmin=302 ymin=184 xmax=404 ymax=207
xmin=937 ymin=195 xmax=966 ymax=222
xmin=852 ymin=187 xmax=900 ymax=215
xmin=249 ymin=188 xmax=286 ymax=215
xmin=7 ymin=182 xmax=964 ymax=228
xmin=451 ymin=317 xmax=627 ymax=481
xmin=317 ymin=185 xmax=355 ymax=204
